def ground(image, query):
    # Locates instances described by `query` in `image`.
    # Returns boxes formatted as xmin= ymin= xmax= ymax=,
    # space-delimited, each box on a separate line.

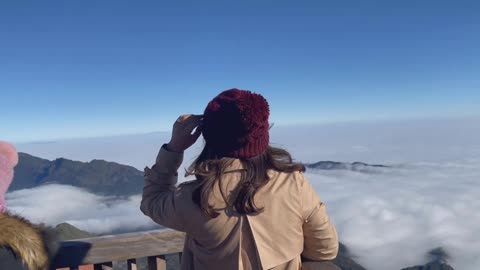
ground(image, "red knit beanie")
xmin=202 ymin=89 xmax=270 ymax=159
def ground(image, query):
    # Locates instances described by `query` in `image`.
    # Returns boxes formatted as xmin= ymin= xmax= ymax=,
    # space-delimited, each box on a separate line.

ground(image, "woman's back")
xmin=141 ymin=89 xmax=338 ymax=270
xmin=142 ymin=148 xmax=338 ymax=270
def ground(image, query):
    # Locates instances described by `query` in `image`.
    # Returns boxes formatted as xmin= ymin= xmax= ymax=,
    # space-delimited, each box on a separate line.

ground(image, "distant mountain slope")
xmin=332 ymin=243 xmax=367 ymax=270
xmin=12 ymin=153 xmax=144 ymax=196
xmin=402 ymin=248 xmax=455 ymax=270
xmin=306 ymin=161 xmax=389 ymax=173
xmin=53 ymin=223 xmax=95 ymax=241
xmin=402 ymin=263 xmax=455 ymax=270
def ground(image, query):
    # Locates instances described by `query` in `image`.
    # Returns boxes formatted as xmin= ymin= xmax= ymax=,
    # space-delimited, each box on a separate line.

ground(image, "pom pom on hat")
xmin=202 ymin=89 xmax=270 ymax=158
xmin=0 ymin=141 xmax=18 ymax=213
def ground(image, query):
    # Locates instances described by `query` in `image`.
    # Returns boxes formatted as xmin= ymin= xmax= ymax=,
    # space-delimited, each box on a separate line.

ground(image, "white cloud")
xmin=6 ymin=185 xmax=159 ymax=234
xmin=306 ymin=159 xmax=480 ymax=270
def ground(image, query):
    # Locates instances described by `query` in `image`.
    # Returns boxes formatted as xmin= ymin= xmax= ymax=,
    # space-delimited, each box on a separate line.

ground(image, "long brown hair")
xmin=186 ymin=144 xmax=305 ymax=218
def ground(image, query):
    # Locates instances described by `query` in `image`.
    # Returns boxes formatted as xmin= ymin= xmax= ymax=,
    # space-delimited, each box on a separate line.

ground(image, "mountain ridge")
xmin=306 ymin=161 xmax=389 ymax=173
xmin=12 ymin=152 xmax=391 ymax=196
xmin=11 ymin=152 xmax=144 ymax=196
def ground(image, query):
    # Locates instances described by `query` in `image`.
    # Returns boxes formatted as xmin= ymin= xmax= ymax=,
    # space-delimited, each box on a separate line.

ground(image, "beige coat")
xmin=141 ymin=146 xmax=338 ymax=270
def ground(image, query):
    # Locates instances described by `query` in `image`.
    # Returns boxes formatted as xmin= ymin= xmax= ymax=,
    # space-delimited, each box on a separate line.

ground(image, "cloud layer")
xmin=306 ymin=159 xmax=480 ymax=270
xmin=8 ymin=117 xmax=480 ymax=269
xmin=7 ymin=159 xmax=479 ymax=269
xmin=6 ymin=185 xmax=159 ymax=234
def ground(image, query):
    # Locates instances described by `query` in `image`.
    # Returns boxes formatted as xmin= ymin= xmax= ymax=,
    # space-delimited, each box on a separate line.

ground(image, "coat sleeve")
xmin=0 ymin=247 xmax=29 ymax=270
xmin=140 ymin=145 xmax=188 ymax=232
xmin=300 ymin=173 xmax=339 ymax=261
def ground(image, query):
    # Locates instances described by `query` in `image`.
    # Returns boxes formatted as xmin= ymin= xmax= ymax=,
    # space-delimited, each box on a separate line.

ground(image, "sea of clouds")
xmin=7 ymin=117 xmax=480 ymax=270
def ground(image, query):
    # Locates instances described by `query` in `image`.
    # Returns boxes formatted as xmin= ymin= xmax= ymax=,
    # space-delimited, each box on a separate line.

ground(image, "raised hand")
xmin=166 ymin=114 xmax=203 ymax=153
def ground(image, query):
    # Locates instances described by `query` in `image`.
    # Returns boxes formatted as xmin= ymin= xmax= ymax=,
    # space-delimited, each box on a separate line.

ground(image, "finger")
xmin=185 ymin=114 xmax=202 ymax=123
xmin=177 ymin=114 xmax=202 ymax=124
xmin=184 ymin=115 xmax=202 ymax=128
xmin=185 ymin=122 xmax=201 ymax=135
xmin=176 ymin=114 xmax=191 ymax=123
xmin=185 ymin=114 xmax=202 ymax=120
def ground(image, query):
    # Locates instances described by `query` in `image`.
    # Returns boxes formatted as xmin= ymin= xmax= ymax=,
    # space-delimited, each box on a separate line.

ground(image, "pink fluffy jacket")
xmin=0 ymin=141 xmax=18 ymax=213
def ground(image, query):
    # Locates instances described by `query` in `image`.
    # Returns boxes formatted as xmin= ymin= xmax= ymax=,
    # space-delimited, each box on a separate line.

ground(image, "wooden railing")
xmin=52 ymin=229 xmax=185 ymax=270
xmin=51 ymin=229 xmax=340 ymax=270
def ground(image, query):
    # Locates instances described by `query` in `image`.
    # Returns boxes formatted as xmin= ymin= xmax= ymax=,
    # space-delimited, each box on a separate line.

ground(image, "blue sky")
xmin=1 ymin=1 xmax=479 ymax=142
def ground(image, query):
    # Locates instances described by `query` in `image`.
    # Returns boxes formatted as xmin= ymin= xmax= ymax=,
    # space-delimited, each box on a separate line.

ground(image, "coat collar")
xmin=223 ymin=159 xmax=246 ymax=173
xmin=0 ymin=212 xmax=51 ymax=270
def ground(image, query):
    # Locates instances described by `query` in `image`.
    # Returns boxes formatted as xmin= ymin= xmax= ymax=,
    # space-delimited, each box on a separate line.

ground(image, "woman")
xmin=141 ymin=89 xmax=338 ymax=270
xmin=0 ymin=141 xmax=57 ymax=270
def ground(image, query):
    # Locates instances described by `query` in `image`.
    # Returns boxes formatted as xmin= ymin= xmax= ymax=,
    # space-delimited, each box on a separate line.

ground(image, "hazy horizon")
xmin=14 ymin=116 xmax=480 ymax=168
